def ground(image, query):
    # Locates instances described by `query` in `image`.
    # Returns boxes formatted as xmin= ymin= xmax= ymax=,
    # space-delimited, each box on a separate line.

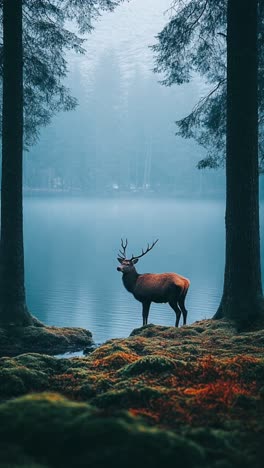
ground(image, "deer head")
xmin=117 ymin=238 xmax=159 ymax=274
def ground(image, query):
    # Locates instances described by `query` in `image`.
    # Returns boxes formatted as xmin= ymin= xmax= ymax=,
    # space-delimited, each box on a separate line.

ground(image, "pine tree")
xmin=153 ymin=0 xmax=264 ymax=328
xmin=152 ymin=0 xmax=264 ymax=171
xmin=214 ymin=0 xmax=264 ymax=327
xmin=0 ymin=0 xmax=32 ymax=325
xmin=0 ymin=0 xmax=124 ymax=326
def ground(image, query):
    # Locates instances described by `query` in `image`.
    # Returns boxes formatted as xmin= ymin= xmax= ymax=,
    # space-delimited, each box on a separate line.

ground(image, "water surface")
xmin=24 ymin=197 xmax=263 ymax=344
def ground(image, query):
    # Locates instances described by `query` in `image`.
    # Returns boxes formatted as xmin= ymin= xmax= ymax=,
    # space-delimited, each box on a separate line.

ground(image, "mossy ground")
xmin=0 ymin=324 xmax=93 ymax=357
xmin=0 ymin=319 xmax=263 ymax=467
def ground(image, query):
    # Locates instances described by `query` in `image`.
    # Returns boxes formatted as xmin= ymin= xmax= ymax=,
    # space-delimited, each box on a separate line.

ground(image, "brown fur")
xmin=134 ymin=273 xmax=190 ymax=303
xmin=117 ymin=261 xmax=190 ymax=327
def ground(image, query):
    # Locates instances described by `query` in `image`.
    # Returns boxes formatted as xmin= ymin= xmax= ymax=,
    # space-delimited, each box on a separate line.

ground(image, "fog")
xmin=24 ymin=0 xmax=226 ymax=197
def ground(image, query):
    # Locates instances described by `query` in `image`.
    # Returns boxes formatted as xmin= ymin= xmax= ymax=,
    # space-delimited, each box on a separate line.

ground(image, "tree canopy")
xmin=0 ymin=0 xmax=123 ymax=146
xmin=153 ymin=0 xmax=264 ymax=171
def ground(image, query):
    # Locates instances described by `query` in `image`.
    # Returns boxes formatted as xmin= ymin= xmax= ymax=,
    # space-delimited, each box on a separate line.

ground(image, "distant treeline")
xmin=22 ymin=51 xmax=227 ymax=197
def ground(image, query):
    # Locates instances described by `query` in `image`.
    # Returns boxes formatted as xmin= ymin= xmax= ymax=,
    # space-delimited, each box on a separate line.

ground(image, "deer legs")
xmin=169 ymin=286 xmax=189 ymax=327
xmin=178 ymin=290 xmax=188 ymax=325
xmin=142 ymin=301 xmax=151 ymax=326
xmin=142 ymin=297 xmax=187 ymax=328
xmin=169 ymin=300 xmax=182 ymax=327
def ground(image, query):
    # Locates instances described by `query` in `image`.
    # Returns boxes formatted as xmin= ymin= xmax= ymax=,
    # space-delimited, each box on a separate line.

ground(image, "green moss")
xmin=0 ymin=393 xmax=204 ymax=468
xmin=0 ymin=367 xmax=47 ymax=397
xmin=0 ymin=372 xmax=26 ymax=397
xmin=0 ymin=444 xmax=49 ymax=468
xmin=62 ymin=358 xmax=90 ymax=370
xmin=233 ymin=394 xmax=258 ymax=409
xmin=187 ymin=427 xmax=257 ymax=468
xmin=259 ymin=386 xmax=264 ymax=399
xmin=1 ymin=320 xmax=264 ymax=467
xmin=239 ymin=360 xmax=264 ymax=384
xmin=78 ymin=383 xmax=96 ymax=399
xmin=119 ymin=355 xmax=176 ymax=376
xmin=14 ymin=353 xmax=67 ymax=372
xmin=130 ymin=324 xmax=169 ymax=337
xmin=0 ymin=354 xmax=70 ymax=398
xmin=92 ymin=385 xmax=163 ymax=409
xmin=0 ymin=325 xmax=93 ymax=357
xmin=92 ymin=351 xmax=139 ymax=370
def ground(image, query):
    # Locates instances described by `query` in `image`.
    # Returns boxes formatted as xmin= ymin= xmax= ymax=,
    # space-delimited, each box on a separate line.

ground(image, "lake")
xmin=24 ymin=197 xmax=264 ymax=344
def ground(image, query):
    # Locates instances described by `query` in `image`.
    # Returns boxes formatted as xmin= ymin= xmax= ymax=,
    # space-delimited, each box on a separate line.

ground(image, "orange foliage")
xmin=129 ymin=408 xmax=160 ymax=423
xmin=92 ymin=352 xmax=139 ymax=369
xmin=184 ymin=380 xmax=255 ymax=407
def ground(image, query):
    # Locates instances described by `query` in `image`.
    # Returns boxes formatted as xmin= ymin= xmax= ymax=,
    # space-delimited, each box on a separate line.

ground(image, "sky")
xmin=68 ymin=0 xmax=207 ymax=102
xmin=73 ymin=0 xmax=174 ymax=83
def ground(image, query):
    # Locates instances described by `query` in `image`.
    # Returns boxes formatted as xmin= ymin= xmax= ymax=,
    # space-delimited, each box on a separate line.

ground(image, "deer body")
xmin=117 ymin=240 xmax=190 ymax=327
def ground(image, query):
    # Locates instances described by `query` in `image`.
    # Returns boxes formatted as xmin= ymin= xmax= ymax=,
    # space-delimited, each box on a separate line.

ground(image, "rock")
xmin=0 ymin=325 xmax=93 ymax=357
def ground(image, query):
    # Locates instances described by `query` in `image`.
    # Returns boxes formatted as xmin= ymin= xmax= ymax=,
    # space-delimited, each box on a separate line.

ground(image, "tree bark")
xmin=0 ymin=0 xmax=33 ymax=325
xmin=214 ymin=0 xmax=264 ymax=328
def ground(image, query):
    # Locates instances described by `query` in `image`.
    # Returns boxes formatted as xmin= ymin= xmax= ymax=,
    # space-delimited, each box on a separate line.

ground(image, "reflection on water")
xmin=24 ymin=197 xmax=264 ymax=344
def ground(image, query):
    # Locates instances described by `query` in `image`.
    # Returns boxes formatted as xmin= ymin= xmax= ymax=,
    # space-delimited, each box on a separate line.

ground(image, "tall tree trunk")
xmin=214 ymin=0 xmax=264 ymax=328
xmin=0 ymin=0 xmax=32 ymax=325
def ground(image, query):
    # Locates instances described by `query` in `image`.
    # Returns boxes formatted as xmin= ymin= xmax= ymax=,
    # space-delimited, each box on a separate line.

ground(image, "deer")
xmin=117 ymin=239 xmax=190 ymax=327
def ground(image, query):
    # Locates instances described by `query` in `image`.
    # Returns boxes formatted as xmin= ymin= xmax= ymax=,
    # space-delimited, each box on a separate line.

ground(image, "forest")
xmin=0 ymin=0 xmax=264 ymax=467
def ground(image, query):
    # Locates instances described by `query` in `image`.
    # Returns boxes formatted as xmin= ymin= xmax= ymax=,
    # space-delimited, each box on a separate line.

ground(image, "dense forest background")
xmin=21 ymin=0 xmax=230 ymax=196
xmin=25 ymin=63 xmax=227 ymax=196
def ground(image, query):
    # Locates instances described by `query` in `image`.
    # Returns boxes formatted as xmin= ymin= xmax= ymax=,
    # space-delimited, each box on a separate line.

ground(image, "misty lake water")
xmin=24 ymin=197 xmax=264 ymax=345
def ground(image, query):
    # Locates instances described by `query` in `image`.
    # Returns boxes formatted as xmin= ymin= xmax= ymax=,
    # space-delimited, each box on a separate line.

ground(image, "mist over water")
xmin=22 ymin=1 xmax=264 ymax=345
xmin=24 ymin=197 xmax=264 ymax=344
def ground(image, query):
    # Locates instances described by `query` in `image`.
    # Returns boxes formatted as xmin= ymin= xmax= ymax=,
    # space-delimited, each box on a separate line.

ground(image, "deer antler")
xmin=118 ymin=238 xmax=128 ymax=260
xmin=130 ymin=239 xmax=159 ymax=261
